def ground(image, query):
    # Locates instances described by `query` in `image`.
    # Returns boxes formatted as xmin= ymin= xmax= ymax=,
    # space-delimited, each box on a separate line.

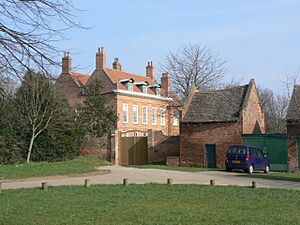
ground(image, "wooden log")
xmin=84 ymin=179 xmax=90 ymax=188
xmin=210 ymin=180 xmax=215 ymax=186
xmin=252 ymin=181 xmax=257 ymax=188
xmin=42 ymin=182 xmax=48 ymax=191
xmin=167 ymin=178 xmax=173 ymax=185
xmin=123 ymin=178 xmax=128 ymax=186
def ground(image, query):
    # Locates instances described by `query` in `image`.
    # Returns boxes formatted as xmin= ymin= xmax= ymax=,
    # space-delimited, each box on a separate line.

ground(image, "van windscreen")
xmin=228 ymin=146 xmax=247 ymax=155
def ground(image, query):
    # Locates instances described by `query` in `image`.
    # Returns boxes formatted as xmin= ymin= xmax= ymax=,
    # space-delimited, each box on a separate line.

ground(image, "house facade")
xmin=56 ymin=48 xmax=181 ymax=165
xmin=180 ymin=79 xmax=265 ymax=167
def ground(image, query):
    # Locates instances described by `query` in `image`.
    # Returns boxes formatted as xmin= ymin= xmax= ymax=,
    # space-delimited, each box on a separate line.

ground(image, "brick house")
xmin=56 ymin=48 xmax=181 ymax=165
xmin=180 ymin=79 xmax=265 ymax=167
xmin=286 ymin=85 xmax=300 ymax=171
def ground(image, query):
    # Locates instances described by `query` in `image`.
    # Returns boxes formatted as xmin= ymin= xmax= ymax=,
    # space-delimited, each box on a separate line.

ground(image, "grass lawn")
xmin=133 ymin=163 xmax=223 ymax=172
xmin=0 ymin=157 xmax=108 ymax=180
xmin=241 ymin=171 xmax=300 ymax=183
xmin=0 ymin=184 xmax=299 ymax=225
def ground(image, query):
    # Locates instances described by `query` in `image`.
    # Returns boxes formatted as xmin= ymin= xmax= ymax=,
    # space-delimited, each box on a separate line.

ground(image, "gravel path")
xmin=1 ymin=166 xmax=300 ymax=190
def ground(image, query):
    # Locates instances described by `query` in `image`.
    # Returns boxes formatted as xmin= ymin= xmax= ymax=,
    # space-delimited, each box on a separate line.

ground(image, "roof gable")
xmin=69 ymin=72 xmax=90 ymax=87
xmin=183 ymin=84 xmax=249 ymax=123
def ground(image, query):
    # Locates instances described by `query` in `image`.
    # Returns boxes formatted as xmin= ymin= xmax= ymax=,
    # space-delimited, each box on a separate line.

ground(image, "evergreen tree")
xmin=80 ymin=80 xmax=117 ymax=137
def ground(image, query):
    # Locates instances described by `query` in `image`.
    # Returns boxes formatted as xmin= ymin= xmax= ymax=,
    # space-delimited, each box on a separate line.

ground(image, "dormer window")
xmin=142 ymin=86 xmax=147 ymax=94
xmin=127 ymin=82 xmax=133 ymax=92
xmin=120 ymin=78 xmax=135 ymax=92
xmin=155 ymin=87 xmax=161 ymax=96
xmin=135 ymin=81 xmax=149 ymax=94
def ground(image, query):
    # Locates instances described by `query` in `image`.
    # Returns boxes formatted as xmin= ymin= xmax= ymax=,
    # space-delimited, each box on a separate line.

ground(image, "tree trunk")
xmin=26 ymin=133 xmax=35 ymax=163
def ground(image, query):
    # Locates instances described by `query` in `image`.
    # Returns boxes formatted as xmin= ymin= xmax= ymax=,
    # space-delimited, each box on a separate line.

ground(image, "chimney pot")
xmin=113 ymin=57 xmax=122 ymax=70
xmin=161 ymin=72 xmax=170 ymax=94
xmin=96 ymin=47 xmax=106 ymax=70
xmin=62 ymin=52 xmax=72 ymax=74
xmin=146 ymin=61 xmax=155 ymax=80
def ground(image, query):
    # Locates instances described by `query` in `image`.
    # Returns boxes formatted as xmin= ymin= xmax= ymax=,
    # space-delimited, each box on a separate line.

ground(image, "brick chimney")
xmin=112 ymin=57 xmax=122 ymax=70
xmin=96 ymin=47 xmax=106 ymax=70
xmin=146 ymin=61 xmax=154 ymax=80
xmin=161 ymin=72 xmax=169 ymax=94
xmin=62 ymin=52 xmax=72 ymax=74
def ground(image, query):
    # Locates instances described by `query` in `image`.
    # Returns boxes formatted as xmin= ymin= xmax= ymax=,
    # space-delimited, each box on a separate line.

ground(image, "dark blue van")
xmin=225 ymin=145 xmax=269 ymax=174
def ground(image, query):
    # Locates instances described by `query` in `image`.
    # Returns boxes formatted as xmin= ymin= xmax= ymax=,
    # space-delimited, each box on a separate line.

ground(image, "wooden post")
xmin=42 ymin=182 xmax=48 ymax=191
xmin=252 ymin=181 xmax=257 ymax=188
xmin=167 ymin=178 xmax=173 ymax=185
xmin=210 ymin=180 xmax=215 ymax=186
xmin=123 ymin=178 xmax=128 ymax=186
xmin=84 ymin=179 xmax=90 ymax=188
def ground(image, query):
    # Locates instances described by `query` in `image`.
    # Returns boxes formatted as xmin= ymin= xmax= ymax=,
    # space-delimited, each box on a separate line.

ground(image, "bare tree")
xmin=258 ymin=87 xmax=288 ymax=133
xmin=15 ymin=71 xmax=68 ymax=163
xmin=160 ymin=44 xmax=227 ymax=99
xmin=0 ymin=0 xmax=81 ymax=91
xmin=280 ymin=69 xmax=300 ymax=98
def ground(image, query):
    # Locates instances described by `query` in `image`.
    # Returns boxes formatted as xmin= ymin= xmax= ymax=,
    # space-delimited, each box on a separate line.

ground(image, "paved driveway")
xmin=2 ymin=166 xmax=300 ymax=190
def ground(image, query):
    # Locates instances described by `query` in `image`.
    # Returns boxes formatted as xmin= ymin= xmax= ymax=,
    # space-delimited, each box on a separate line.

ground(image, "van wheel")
xmin=264 ymin=165 xmax=270 ymax=174
xmin=248 ymin=165 xmax=254 ymax=174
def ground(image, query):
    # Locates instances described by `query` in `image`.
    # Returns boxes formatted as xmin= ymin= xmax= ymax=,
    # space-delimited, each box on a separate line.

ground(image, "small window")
xmin=127 ymin=82 xmax=133 ymax=92
xmin=155 ymin=88 xmax=161 ymax=96
xmin=122 ymin=104 xmax=128 ymax=123
xmin=142 ymin=86 xmax=147 ymax=94
xmin=160 ymin=108 xmax=166 ymax=126
xmin=142 ymin=106 xmax=148 ymax=124
xmin=133 ymin=105 xmax=138 ymax=124
xmin=173 ymin=111 xmax=179 ymax=126
xmin=152 ymin=107 xmax=157 ymax=125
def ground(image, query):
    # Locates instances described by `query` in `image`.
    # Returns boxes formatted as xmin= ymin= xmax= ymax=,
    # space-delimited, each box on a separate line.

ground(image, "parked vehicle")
xmin=225 ymin=145 xmax=270 ymax=174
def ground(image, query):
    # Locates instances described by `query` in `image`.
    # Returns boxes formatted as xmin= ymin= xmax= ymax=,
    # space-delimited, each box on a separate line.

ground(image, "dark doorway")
xmin=205 ymin=144 xmax=216 ymax=168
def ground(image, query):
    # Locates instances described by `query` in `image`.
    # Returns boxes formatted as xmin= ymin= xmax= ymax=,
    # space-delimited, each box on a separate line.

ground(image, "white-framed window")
xmin=160 ymin=108 xmax=166 ymax=126
xmin=122 ymin=104 xmax=129 ymax=123
xmin=142 ymin=106 xmax=148 ymax=124
xmin=133 ymin=105 xmax=138 ymax=124
xmin=173 ymin=111 xmax=179 ymax=126
xmin=152 ymin=107 xmax=157 ymax=125
xmin=142 ymin=86 xmax=147 ymax=94
xmin=127 ymin=82 xmax=133 ymax=92
xmin=155 ymin=88 xmax=161 ymax=96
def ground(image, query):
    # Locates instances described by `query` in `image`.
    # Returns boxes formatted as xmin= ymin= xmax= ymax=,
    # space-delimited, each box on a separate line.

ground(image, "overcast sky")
xmin=57 ymin=0 xmax=300 ymax=93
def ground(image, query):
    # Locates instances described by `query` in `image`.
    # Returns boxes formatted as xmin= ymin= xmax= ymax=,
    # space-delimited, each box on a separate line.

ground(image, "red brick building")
xmin=56 ymin=48 xmax=181 ymax=165
xmin=180 ymin=79 xmax=265 ymax=167
xmin=286 ymin=85 xmax=300 ymax=171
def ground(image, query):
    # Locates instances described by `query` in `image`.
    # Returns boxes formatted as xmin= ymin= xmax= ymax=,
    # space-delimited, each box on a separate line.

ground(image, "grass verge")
xmin=0 ymin=184 xmax=299 ymax=225
xmin=0 ymin=157 xmax=108 ymax=180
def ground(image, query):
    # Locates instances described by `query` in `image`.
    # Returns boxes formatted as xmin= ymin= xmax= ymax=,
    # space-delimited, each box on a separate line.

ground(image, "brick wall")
xmin=55 ymin=74 xmax=83 ymax=106
xmin=180 ymin=122 xmax=243 ymax=167
xmin=80 ymin=135 xmax=109 ymax=159
xmin=287 ymin=123 xmax=300 ymax=171
xmin=242 ymin=83 xmax=265 ymax=134
xmin=148 ymin=130 xmax=179 ymax=163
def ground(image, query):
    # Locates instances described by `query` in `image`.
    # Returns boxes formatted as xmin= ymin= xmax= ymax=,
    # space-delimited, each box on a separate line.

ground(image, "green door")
xmin=205 ymin=144 xmax=216 ymax=168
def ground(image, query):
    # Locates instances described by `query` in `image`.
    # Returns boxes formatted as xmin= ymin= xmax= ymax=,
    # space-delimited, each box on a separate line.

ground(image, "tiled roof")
xmin=70 ymin=72 xmax=90 ymax=87
xmin=183 ymin=84 xmax=249 ymax=123
xmin=104 ymin=68 xmax=154 ymax=84
xmin=287 ymin=85 xmax=300 ymax=121
xmin=103 ymin=68 xmax=156 ymax=94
